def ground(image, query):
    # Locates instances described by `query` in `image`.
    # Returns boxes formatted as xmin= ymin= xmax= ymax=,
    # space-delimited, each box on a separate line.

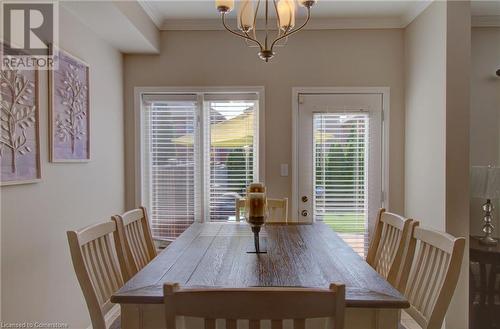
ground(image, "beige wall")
xmin=470 ymin=27 xmax=500 ymax=235
xmin=404 ymin=1 xmax=470 ymax=328
xmin=404 ymin=1 xmax=447 ymax=231
xmin=123 ymin=29 xmax=406 ymax=215
xmin=0 ymin=8 xmax=125 ymax=328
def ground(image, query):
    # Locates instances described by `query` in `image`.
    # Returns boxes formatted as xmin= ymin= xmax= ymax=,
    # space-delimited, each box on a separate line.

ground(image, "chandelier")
xmin=215 ymin=0 xmax=317 ymax=62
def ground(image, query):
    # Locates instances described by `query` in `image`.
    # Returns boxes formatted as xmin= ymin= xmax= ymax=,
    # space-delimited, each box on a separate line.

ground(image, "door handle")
xmin=302 ymin=196 xmax=308 ymax=203
xmin=301 ymin=210 xmax=308 ymax=217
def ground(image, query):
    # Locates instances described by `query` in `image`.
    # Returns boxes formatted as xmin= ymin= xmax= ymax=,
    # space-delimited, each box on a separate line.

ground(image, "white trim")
xmin=472 ymin=15 xmax=500 ymax=27
xmin=137 ymin=0 xmax=163 ymax=29
xmin=134 ymin=86 xmax=266 ymax=222
xmin=160 ymin=17 xmax=406 ymax=31
xmin=291 ymin=87 xmax=390 ymax=221
xmin=401 ymin=0 xmax=433 ymax=27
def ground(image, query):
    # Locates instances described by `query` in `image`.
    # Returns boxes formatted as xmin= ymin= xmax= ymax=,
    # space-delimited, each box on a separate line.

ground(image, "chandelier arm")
xmin=222 ymin=13 xmax=264 ymax=50
xmin=264 ymin=0 xmax=269 ymax=49
xmin=270 ymin=7 xmax=310 ymax=52
xmin=272 ymin=0 xmax=283 ymax=39
xmin=252 ymin=0 xmax=261 ymax=41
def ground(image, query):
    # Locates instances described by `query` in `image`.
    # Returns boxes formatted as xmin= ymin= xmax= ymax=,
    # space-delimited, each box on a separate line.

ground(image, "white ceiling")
xmin=139 ymin=0 xmax=500 ymax=30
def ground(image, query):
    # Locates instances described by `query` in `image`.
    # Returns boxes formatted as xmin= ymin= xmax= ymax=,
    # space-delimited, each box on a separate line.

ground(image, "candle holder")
xmin=246 ymin=191 xmax=267 ymax=254
xmin=248 ymin=216 xmax=266 ymax=254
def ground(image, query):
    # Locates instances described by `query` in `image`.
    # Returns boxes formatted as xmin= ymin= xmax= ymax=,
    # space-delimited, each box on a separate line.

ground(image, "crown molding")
xmin=401 ymin=0 xmax=433 ymax=27
xmin=62 ymin=1 xmax=159 ymax=53
xmin=160 ymin=17 xmax=406 ymax=31
xmin=137 ymin=0 xmax=163 ymax=29
xmin=472 ymin=15 xmax=500 ymax=27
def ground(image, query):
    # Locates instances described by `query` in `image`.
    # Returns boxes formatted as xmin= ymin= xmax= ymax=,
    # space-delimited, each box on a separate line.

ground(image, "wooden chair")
xmin=267 ymin=198 xmax=289 ymax=223
xmin=235 ymin=198 xmax=288 ymax=223
xmin=112 ymin=207 xmax=157 ymax=281
xmin=67 ymin=222 xmax=124 ymax=329
xmin=398 ymin=225 xmax=466 ymax=329
xmin=235 ymin=198 xmax=246 ymax=221
xmin=366 ymin=208 xmax=414 ymax=288
xmin=164 ymin=283 xmax=346 ymax=329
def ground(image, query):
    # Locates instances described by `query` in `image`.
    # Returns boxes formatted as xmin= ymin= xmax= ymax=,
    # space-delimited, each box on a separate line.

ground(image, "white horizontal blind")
xmin=143 ymin=96 xmax=198 ymax=240
xmin=313 ymin=113 xmax=369 ymax=256
xmin=207 ymin=100 xmax=257 ymax=221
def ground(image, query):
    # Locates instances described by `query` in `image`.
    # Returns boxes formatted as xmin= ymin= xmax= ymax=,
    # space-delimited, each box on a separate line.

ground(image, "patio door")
xmin=296 ymin=93 xmax=383 ymax=255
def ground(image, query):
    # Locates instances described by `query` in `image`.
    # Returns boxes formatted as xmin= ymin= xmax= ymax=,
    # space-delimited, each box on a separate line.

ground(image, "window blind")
xmin=313 ymin=113 xmax=369 ymax=256
xmin=143 ymin=96 xmax=198 ymax=240
xmin=207 ymin=100 xmax=257 ymax=221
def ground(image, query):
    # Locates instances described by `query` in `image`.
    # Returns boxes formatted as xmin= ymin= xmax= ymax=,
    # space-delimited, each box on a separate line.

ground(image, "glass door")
xmin=297 ymin=93 xmax=383 ymax=256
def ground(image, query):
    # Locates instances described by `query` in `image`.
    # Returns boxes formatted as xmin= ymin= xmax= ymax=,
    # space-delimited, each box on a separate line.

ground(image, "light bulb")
xmin=238 ymin=0 xmax=255 ymax=32
xmin=277 ymin=0 xmax=295 ymax=31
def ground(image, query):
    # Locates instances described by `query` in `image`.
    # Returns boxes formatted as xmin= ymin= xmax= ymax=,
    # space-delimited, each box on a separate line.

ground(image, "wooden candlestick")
xmin=246 ymin=192 xmax=267 ymax=253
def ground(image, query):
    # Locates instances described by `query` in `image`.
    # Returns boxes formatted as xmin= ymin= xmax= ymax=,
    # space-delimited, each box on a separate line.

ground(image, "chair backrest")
xmin=399 ymin=226 xmax=466 ymax=329
xmin=67 ymin=222 xmax=124 ymax=329
xmin=164 ymin=283 xmax=345 ymax=329
xmin=235 ymin=198 xmax=288 ymax=223
xmin=235 ymin=198 xmax=246 ymax=222
xmin=267 ymin=198 xmax=288 ymax=223
xmin=366 ymin=209 xmax=413 ymax=287
xmin=112 ymin=207 xmax=157 ymax=280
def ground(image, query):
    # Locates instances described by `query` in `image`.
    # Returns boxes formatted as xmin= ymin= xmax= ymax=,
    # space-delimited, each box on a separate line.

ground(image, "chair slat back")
xmin=164 ymin=283 xmax=345 ymax=329
xmin=401 ymin=226 xmax=466 ymax=329
xmin=113 ymin=207 xmax=157 ymax=280
xmin=266 ymin=198 xmax=288 ymax=223
xmin=235 ymin=198 xmax=246 ymax=222
xmin=67 ymin=222 xmax=124 ymax=329
xmin=235 ymin=198 xmax=288 ymax=223
xmin=366 ymin=209 xmax=413 ymax=287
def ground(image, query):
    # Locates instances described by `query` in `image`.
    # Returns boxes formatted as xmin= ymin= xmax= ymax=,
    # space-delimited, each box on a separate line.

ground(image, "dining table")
xmin=111 ymin=222 xmax=409 ymax=329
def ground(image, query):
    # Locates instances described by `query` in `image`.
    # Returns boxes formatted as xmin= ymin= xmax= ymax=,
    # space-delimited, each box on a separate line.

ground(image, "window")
xmin=140 ymin=90 xmax=261 ymax=240
xmin=142 ymin=95 xmax=199 ymax=239
xmin=313 ymin=113 xmax=370 ymax=256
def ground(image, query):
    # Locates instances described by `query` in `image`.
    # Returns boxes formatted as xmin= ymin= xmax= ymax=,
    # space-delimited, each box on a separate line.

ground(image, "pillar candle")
xmin=247 ymin=192 xmax=266 ymax=224
xmin=248 ymin=182 xmax=266 ymax=193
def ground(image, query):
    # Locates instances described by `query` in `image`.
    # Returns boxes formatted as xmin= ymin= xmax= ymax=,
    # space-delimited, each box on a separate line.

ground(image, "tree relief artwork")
xmin=0 ymin=65 xmax=41 ymax=185
xmin=50 ymin=50 xmax=90 ymax=162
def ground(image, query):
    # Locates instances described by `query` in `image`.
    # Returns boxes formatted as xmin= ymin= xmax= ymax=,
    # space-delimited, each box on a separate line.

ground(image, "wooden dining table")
xmin=111 ymin=222 xmax=409 ymax=329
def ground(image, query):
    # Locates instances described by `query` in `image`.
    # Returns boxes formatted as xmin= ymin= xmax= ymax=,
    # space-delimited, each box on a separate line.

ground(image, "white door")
xmin=296 ymin=93 xmax=383 ymax=255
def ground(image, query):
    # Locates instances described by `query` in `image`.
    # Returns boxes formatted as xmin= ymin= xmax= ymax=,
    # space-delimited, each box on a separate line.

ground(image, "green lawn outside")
xmin=322 ymin=213 xmax=365 ymax=233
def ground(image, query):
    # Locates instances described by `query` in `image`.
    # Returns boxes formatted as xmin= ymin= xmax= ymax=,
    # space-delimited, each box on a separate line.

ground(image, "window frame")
xmin=134 ymin=87 xmax=265 ymax=224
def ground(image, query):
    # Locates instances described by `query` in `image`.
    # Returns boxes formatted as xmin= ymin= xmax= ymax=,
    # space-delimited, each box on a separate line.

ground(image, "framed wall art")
xmin=0 ymin=65 xmax=41 ymax=186
xmin=49 ymin=48 xmax=90 ymax=162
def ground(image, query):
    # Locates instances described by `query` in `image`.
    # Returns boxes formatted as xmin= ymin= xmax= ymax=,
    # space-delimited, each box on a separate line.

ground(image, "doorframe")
xmin=291 ymin=87 xmax=391 ymax=222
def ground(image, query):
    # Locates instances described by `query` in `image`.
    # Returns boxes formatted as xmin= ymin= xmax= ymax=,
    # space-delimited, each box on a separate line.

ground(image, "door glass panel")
xmin=144 ymin=100 xmax=198 ymax=240
xmin=208 ymin=100 xmax=257 ymax=221
xmin=313 ymin=112 xmax=369 ymax=256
